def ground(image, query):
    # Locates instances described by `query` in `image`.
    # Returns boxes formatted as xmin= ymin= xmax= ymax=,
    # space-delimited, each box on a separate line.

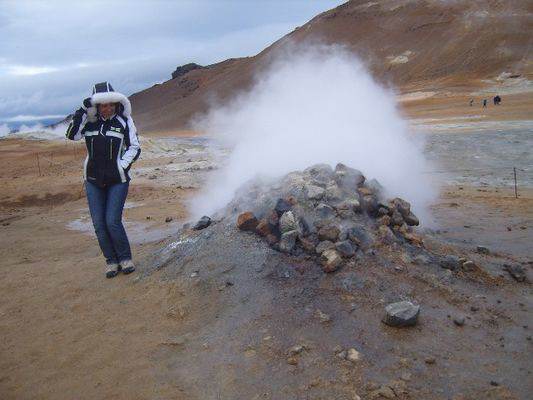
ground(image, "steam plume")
xmin=191 ymin=43 xmax=437 ymax=223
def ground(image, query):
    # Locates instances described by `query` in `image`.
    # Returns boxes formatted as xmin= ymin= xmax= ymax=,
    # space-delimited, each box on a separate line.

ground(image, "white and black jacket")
xmin=66 ymin=85 xmax=141 ymax=187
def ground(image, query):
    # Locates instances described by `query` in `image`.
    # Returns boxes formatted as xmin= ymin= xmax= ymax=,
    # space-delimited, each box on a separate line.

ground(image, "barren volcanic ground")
xmin=0 ymin=115 xmax=532 ymax=399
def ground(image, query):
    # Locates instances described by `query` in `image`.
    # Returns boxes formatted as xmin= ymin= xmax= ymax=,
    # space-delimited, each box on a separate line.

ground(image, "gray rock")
xmin=377 ymin=207 xmax=390 ymax=217
xmin=412 ymin=254 xmax=432 ymax=265
xmin=334 ymin=163 xmax=365 ymax=191
xmin=382 ymin=301 xmax=420 ymax=327
xmin=318 ymin=225 xmax=340 ymax=242
xmin=325 ymin=183 xmax=344 ymax=203
xmin=440 ymin=255 xmax=462 ymax=271
xmin=316 ymin=240 xmax=335 ymax=254
xmin=378 ymin=225 xmax=396 ymax=243
xmin=365 ymin=178 xmax=384 ymax=196
xmin=453 ymin=315 xmax=465 ymax=326
xmin=346 ymin=348 xmax=361 ymax=362
xmin=295 ymin=216 xmax=310 ymax=237
xmin=304 ymin=164 xmax=335 ymax=185
xmin=476 ymin=245 xmax=490 ymax=255
xmin=462 ymin=260 xmax=478 ymax=272
xmin=378 ymin=201 xmax=394 ymax=213
xmin=321 ymin=249 xmax=342 ymax=272
xmin=361 ymin=194 xmax=379 ymax=215
xmin=279 ymin=230 xmax=298 ymax=253
xmin=343 ymin=225 xmax=370 ymax=246
xmin=315 ymin=203 xmax=336 ymax=219
xmin=305 ymin=184 xmax=326 ymax=200
xmin=274 ymin=198 xmax=292 ymax=216
xmin=392 ymin=198 xmax=411 ymax=217
xmin=335 ymin=240 xmax=355 ymax=257
xmin=503 ymin=264 xmax=526 ymax=282
xmin=404 ymin=212 xmax=420 ymax=226
xmin=334 ymin=199 xmax=361 ymax=213
xmin=193 ymin=216 xmax=211 ymax=230
xmin=288 ymin=345 xmax=305 ymax=356
xmin=391 ymin=210 xmax=404 ymax=226
xmin=279 ymin=211 xmax=297 ymax=234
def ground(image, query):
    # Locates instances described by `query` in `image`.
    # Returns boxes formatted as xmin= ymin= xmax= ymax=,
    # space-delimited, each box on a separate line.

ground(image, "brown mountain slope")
xmin=130 ymin=0 xmax=533 ymax=134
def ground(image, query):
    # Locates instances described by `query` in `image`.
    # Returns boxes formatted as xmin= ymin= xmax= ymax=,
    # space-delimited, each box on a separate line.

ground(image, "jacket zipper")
xmin=90 ymin=138 xmax=94 ymax=159
xmin=110 ymin=140 xmax=112 ymax=160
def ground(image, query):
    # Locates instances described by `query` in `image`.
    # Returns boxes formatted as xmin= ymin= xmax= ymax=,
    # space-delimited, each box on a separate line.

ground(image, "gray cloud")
xmin=0 ymin=0 xmax=345 ymax=126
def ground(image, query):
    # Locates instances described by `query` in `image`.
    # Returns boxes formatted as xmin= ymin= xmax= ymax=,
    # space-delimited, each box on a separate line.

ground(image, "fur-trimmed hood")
xmin=86 ymin=82 xmax=131 ymax=122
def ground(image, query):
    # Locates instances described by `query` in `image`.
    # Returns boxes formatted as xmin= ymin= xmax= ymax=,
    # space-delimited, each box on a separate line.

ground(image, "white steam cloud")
xmin=191 ymin=44 xmax=437 ymax=222
xmin=0 ymin=122 xmax=69 ymax=139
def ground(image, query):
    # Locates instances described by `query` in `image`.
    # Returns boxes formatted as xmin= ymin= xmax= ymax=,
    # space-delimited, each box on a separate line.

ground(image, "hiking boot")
xmin=120 ymin=259 xmax=135 ymax=275
xmin=106 ymin=263 xmax=119 ymax=278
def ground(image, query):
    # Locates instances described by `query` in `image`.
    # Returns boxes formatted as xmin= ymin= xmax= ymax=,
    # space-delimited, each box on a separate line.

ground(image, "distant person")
xmin=494 ymin=95 xmax=501 ymax=105
xmin=483 ymin=99 xmax=487 ymax=108
xmin=66 ymin=82 xmax=141 ymax=278
xmin=469 ymin=98 xmax=474 ymax=107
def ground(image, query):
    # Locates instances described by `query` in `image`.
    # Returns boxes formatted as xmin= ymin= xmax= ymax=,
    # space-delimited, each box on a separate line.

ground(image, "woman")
xmin=66 ymin=82 xmax=141 ymax=278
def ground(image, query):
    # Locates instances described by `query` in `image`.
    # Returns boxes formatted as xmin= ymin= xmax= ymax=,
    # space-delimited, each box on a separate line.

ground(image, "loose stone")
xmin=255 ymin=219 xmax=272 ymax=237
xmin=318 ymin=225 xmax=340 ymax=242
xmin=279 ymin=211 xmax=297 ymax=233
xmin=237 ymin=212 xmax=258 ymax=231
xmin=404 ymin=212 xmax=420 ymax=226
xmin=193 ymin=215 xmax=211 ymax=230
xmin=440 ymin=255 xmax=462 ymax=271
xmin=503 ymin=264 xmax=526 ymax=282
xmin=321 ymin=249 xmax=343 ymax=273
xmin=279 ymin=230 xmax=298 ymax=253
xmin=316 ymin=240 xmax=335 ymax=255
xmin=275 ymin=198 xmax=292 ymax=216
xmin=335 ymin=240 xmax=355 ymax=257
xmin=476 ymin=245 xmax=490 ymax=255
xmin=306 ymin=184 xmax=326 ymax=200
xmin=346 ymin=348 xmax=361 ymax=363
xmin=383 ymin=301 xmax=420 ymax=327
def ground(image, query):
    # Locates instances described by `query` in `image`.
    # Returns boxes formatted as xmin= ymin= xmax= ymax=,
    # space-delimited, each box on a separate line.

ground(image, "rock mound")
xmin=233 ymin=163 xmax=422 ymax=273
xmin=140 ymin=163 xmax=531 ymax=399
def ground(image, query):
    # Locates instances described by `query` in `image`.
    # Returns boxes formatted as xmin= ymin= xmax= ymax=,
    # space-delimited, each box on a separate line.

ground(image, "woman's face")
xmin=98 ymin=103 xmax=116 ymax=119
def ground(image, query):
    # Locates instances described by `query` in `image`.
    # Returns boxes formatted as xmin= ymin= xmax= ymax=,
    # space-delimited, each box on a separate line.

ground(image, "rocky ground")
xmin=0 ymin=122 xmax=532 ymax=399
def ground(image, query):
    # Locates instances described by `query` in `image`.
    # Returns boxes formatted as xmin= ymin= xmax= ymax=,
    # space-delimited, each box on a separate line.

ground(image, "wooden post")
xmin=513 ymin=167 xmax=518 ymax=199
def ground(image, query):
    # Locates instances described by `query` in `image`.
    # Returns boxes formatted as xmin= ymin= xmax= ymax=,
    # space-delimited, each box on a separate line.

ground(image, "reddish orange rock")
xmin=237 ymin=212 xmax=258 ymax=232
xmin=255 ymin=219 xmax=272 ymax=237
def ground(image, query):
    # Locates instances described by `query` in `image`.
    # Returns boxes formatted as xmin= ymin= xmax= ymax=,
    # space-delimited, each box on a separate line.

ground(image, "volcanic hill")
xmin=130 ymin=0 xmax=533 ymax=134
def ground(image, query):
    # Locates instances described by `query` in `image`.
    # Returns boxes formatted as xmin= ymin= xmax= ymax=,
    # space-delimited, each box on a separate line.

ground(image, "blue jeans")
xmin=85 ymin=181 xmax=132 ymax=265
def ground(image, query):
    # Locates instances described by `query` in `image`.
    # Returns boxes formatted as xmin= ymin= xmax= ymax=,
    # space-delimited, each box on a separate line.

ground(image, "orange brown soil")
xmin=0 ymin=138 xmax=195 ymax=399
xmin=399 ymin=91 xmax=533 ymax=123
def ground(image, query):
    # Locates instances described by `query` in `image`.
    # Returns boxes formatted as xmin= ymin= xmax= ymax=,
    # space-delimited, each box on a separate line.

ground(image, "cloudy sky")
xmin=0 ymin=0 xmax=345 ymax=129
